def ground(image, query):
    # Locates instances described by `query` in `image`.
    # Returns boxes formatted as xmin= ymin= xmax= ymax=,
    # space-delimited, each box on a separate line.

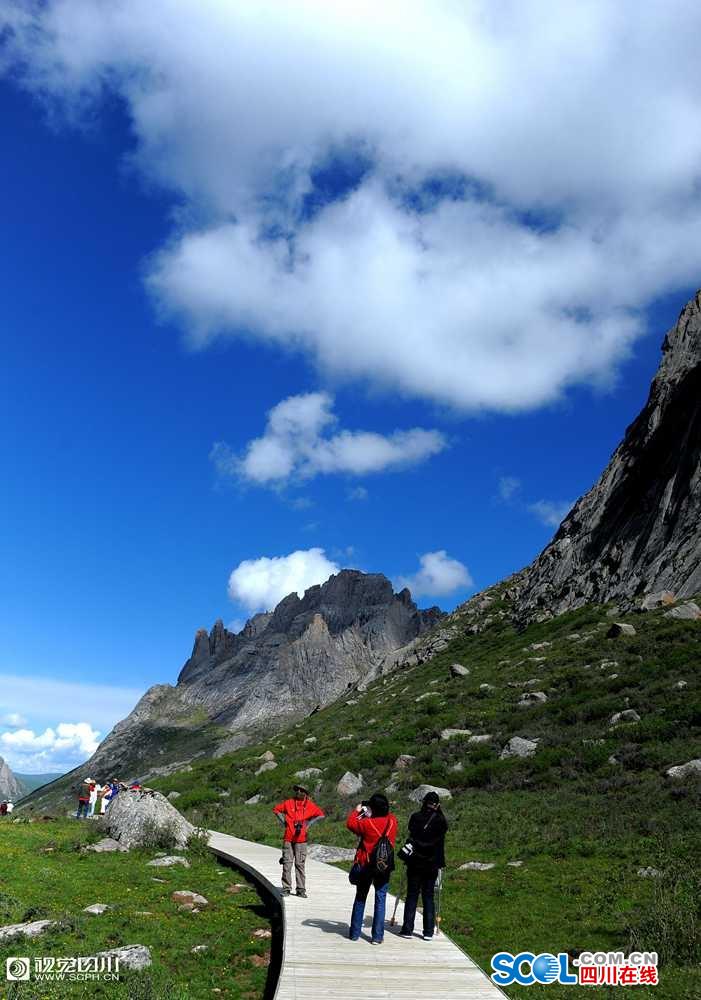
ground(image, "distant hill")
xmin=0 ymin=756 xmax=27 ymax=801
xmin=14 ymin=772 xmax=64 ymax=795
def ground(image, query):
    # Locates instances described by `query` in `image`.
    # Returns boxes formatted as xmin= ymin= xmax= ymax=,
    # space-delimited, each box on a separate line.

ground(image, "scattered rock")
xmin=255 ymin=761 xmax=278 ymax=775
xmin=468 ymin=734 xmax=493 ymax=745
xmin=674 ymin=680 xmax=688 ymax=689
xmin=250 ymin=954 xmax=270 ymax=968
xmin=665 ymin=759 xmax=701 ymax=780
xmin=102 ymin=789 xmax=194 ymax=850
xmin=500 ymin=737 xmax=538 ymax=759
xmin=253 ymin=928 xmax=272 ymax=939
xmin=527 ymin=641 xmax=552 ymax=651
xmin=450 ymin=663 xmax=470 ymax=677
xmin=609 ymin=709 xmax=641 ymax=726
xmin=440 ymin=728 xmax=472 ymax=741
xmin=336 ymin=771 xmax=363 ymax=796
xmin=394 ymin=754 xmax=416 ymax=769
xmin=415 ymin=692 xmax=437 ymax=702
xmin=245 ymin=794 xmax=263 ymax=805
xmin=218 ymin=790 xmax=231 ymax=798
xmin=449 ymin=762 xmax=464 ymax=772
xmin=507 ymin=861 xmax=524 ymax=867
xmin=306 ymin=844 xmax=356 ymax=863
xmin=459 ymin=861 xmax=495 ymax=871
xmin=600 ymin=660 xmax=619 ymax=668
xmin=637 ymin=867 xmax=662 ymax=878
xmin=191 ymin=945 xmax=209 ymax=954
xmin=295 ymin=767 xmax=323 ymax=780
xmin=303 ymin=736 xmax=317 ymax=745
xmin=408 ymin=784 xmax=452 ymax=803
xmin=83 ymin=904 xmax=110 ymax=915
xmin=0 ymin=919 xmax=57 ymax=942
xmin=93 ymin=945 xmax=152 ymax=972
xmin=147 ymin=855 xmax=190 ymax=868
xmin=640 ymin=591 xmax=675 ymax=610
xmin=517 ymin=691 xmax=548 ymax=706
xmin=86 ymin=837 xmax=129 ymax=853
xmin=479 ymin=683 xmax=495 ymax=691
xmin=664 ymin=601 xmax=701 ymax=621
xmin=338 ymin=735 xmax=355 ymax=742
xmin=167 ymin=791 xmax=181 ymax=802
xmin=607 ymin=622 xmax=637 ymax=638
xmin=172 ymin=891 xmax=208 ymax=908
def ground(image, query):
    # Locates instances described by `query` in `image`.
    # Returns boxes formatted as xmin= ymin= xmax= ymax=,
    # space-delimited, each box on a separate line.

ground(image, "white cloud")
xmin=213 ymin=392 xmax=447 ymax=486
xmin=498 ymin=476 xmax=521 ymax=502
xmin=228 ymin=547 xmax=340 ymax=613
xmin=529 ymin=499 xmax=573 ymax=528
xmin=0 ymin=722 xmax=100 ymax=774
xmin=398 ymin=550 xmax=473 ymax=598
xmin=347 ymin=486 xmax=369 ymax=501
xmin=6 ymin=2 xmax=701 ymax=411
xmin=0 ymin=713 xmax=26 ymax=727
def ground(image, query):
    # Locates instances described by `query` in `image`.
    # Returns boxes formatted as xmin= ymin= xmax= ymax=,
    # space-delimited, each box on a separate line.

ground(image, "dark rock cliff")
xmin=514 ymin=290 xmax=701 ymax=618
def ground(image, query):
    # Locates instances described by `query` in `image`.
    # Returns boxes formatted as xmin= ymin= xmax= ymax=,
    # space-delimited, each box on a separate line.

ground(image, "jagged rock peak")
xmin=0 ymin=756 xmax=26 ymax=801
xmin=514 ymin=289 xmax=701 ymax=619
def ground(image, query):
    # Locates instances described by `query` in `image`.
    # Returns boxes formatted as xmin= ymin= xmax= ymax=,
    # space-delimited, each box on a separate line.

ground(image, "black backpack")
xmin=369 ymin=818 xmax=395 ymax=876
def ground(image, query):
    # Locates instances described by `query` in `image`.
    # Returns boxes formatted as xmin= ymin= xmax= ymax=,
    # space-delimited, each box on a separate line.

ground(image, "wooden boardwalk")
xmin=208 ymin=831 xmax=506 ymax=1000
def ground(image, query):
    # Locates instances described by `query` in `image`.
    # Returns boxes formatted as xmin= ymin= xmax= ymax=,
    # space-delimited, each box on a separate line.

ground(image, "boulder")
xmin=459 ymin=861 xmax=495 ymax=871
xmin=147 ymin=855 xmax=190 ymax=868
xmin=338 ymin=735 xmax=355 ymax=742
xmin=303 ymin=736 xmax=317 ymax=744
xmin=83 ymin=904 xmax=110 ymax=915
xmin=637 ymin=867 xmax=662 ymax=878
xmin=640 ymin=591 xmax=675 ymax=610
xmin=607 ymin=622 xmax=637 ymax=638
xmin=258 ymin=750 xmax=275 ymax=762
xmin=450 ymin=663 xmax=470 ymax=677
xmin=479 ymin=683 xmax=495 ymax=692
xmin=408 ymin=784 xmax=452 ymax=803
xmin=336 ymin=771 xmax=363 ymax=796
xmin=415 ymin=692 xmax=437 ymax=702
xmin=664 ymin=601 xmax=701 ymax=621
xmin=468 ymin=734 xmax=493 ymax=745
xmin=306 ymin=844 xmax=356 ymax=863
xmin=507 ymin=860 xmax=524 ymax=867
xmin=0 ymin=919 xmax=57 ymax=942
xmin=191 ymin=945 xmax=209 ymax=954
xmin=167 ymin=791 xmax=181 ymax=802
xmin=609 ymin=709 xmax=641 ymax=726
xmin=172 ymin=891 xmax=208 ymax=908
xmin=674 ymin=680 xmax=688 ymax=689
xmin=665 ymin=758 xmax=701 ymax=779
xmin=517 ymin=691 xmax=548 ymax=706
xmin=245 ymin=794 xmax=263 ymax=805
xmin=255 ymin=761 xmax=277 ymax=775
xmin=93 ymin=944 xmax=152 ymax=971
xmin=101 ymin=789 xmax=194 ymax=850
xmin=295 ymin=767 xmax=323 ymax=780
xmin=440 ymin=728 xmax=472 ymax=741
xmin=394 ymin=754 xmax=416 ymax=769
xmin=86 ymin=837 xmax=129 ymax=853
xmin=500 ymin=737 xmax=538 ymax=759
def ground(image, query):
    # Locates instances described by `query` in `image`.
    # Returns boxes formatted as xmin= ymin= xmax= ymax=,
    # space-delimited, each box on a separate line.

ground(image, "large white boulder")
xmin=102 ymin=790 xmax=194 ymax=850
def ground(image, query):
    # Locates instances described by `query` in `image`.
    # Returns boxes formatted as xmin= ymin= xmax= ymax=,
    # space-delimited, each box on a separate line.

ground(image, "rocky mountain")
xmin=512 ymin=290 xmax=701 ymax=621
xmin=26 ymin=572 xmax=442 ymax=805
xmin=0 ymin=756 xmax=27 ymax=801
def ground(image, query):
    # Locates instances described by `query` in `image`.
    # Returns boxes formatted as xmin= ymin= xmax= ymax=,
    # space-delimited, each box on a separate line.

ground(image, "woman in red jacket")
xmin=346 ymin=792 xmax=398 ymax=944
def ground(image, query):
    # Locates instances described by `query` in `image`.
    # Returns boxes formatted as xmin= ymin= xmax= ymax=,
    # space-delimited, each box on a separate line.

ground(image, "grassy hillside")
xmin=144 ymin=591 xmax=700 ymax=1000
xmin=14 ymin=773 xmax=64 ymax=796
xmin=0 ymin=817 xmax=274 ymax=999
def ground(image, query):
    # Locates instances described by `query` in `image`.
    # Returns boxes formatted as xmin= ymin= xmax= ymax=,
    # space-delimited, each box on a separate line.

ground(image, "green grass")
xmin=0 ymin=819 xmax=274 ymax=999
xmin=142 ymin=595 xmax=701 ymax=1000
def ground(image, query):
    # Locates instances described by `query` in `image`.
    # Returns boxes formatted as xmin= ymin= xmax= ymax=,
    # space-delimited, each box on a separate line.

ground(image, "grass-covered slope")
xmin=148 ymin=591 xmax=700 ymax=1000
xmin=0 ymin=818 xmax=275 ymax=999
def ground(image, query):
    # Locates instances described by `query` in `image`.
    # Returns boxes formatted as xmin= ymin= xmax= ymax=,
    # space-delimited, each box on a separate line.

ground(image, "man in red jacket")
xmin=273 ymin=783 xmax=325 ymax=898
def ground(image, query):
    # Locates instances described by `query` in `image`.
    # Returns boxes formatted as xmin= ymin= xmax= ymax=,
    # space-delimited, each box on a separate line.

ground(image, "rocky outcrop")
xmin=513 ymin=291 xmax=701 ymax=619
xmin=100 ymin=789 xmax=194 ymax=849
xmin=0 ymin=756 xmax=26 ymax=801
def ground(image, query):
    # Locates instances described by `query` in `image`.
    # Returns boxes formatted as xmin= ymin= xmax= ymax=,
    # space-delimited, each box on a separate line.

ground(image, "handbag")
xmin=348 ymin=861 xmax=366 ymax=885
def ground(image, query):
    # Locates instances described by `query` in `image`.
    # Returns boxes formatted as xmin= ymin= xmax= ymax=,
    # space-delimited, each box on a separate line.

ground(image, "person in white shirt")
xmin=88 ymin=782 xmax=100 ymax=817
xmin=5 ymin=801 xmax=13 ymax=814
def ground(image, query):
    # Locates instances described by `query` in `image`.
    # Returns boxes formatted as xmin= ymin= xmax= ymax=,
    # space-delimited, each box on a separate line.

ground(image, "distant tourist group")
xmin=0 ymin=800 xmax=14 ymax=816
xmin=75 ymin=777 xmax=144 ymax=818
xmin=273 ymin=782 xmax=447 ymax=943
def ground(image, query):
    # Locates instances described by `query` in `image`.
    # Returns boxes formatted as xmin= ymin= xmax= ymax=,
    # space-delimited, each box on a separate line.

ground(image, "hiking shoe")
xmin=399 ymin=932 xmax=413 ymax=939
xmin=371 ymin=939 xmax=383 ymax=945
xmin=281 ymin=888 xmax=291 ymax=895
xmin=296 ymin=890 xmax=307 ymax=898
xmin=422 ymin=934 xmax=433 ymax=940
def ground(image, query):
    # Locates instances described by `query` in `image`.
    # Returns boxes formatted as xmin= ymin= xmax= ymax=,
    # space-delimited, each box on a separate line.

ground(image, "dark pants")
xmin=401 ymin=868 xmax=438 ymax=937
xmin=349 ymin=873 xmax=390 ymax=942
xmin=76 ymin=800 xmax=89 ymax=819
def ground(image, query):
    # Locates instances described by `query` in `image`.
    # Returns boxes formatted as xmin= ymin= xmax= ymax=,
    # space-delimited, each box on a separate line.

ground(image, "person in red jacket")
xmin=346 ymin=792 xmax=398 ymax=944
xmin=273 ymin=783 xmax=325 ymax=898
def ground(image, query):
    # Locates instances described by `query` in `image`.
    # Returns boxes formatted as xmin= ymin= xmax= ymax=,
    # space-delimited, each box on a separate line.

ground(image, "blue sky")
xmin=2 ymin=1 xmax=700 ymax=773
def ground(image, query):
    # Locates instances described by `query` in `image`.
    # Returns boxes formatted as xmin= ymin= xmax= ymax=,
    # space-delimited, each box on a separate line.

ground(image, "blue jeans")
xmin=400 ymin=868 xmax=437 ymax=937
xmin=349 ymin=874 xmax=389 ymax=942
xmin=76 ymin=801 xmax=89 ymax=819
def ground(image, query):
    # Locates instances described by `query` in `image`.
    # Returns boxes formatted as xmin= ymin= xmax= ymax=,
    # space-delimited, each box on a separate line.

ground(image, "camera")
xmin=398 ymin=842 xmax=414 ymax=862
xmin=293 ymin=821 xmax=303 ymax=836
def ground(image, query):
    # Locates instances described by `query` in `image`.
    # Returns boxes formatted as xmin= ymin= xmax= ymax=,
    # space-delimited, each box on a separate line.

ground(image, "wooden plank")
xmin=208 ymin=831 xmax=506 ymax=999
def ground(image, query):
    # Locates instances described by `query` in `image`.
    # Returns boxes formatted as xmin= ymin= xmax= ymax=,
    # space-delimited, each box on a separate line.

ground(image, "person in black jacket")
xmin=399 ymin=790 xmax=448 ymax=940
